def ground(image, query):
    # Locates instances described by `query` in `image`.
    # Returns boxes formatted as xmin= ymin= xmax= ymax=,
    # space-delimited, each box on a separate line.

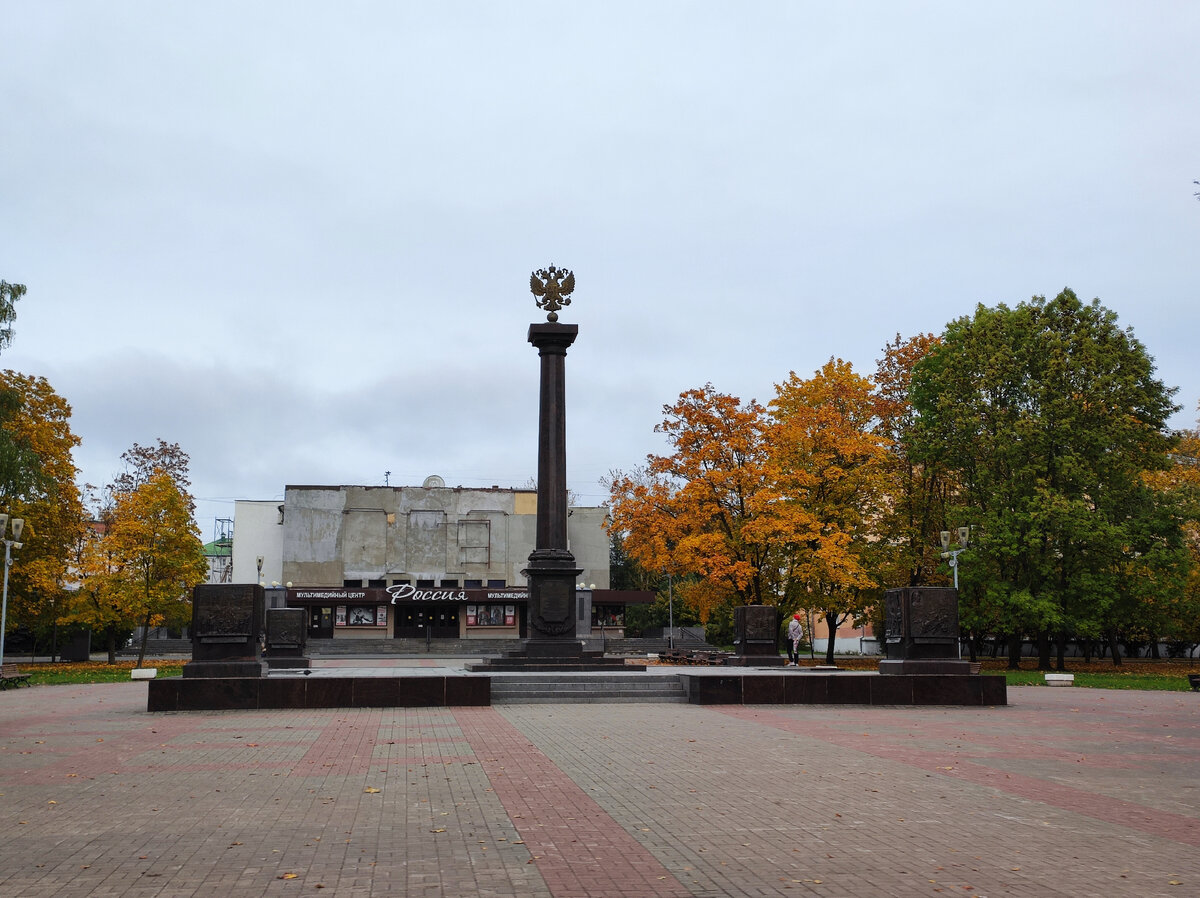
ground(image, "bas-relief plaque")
xmin=883 ymin=587 xmax=960 ymax=660
xmin=885 ymin=592 xmax=905 ymax=642
xmin=266 ymin=609 xmax=305 ymax=648
xmin=742 ymin=605 xmax=778 ymax=641
xmin=909 ymin=588 xmax=958 ymax=639
xmin=194 ymin=584 xmax=256 ymax=638
xmin=532 ymin=577 xmax=574 ymax=635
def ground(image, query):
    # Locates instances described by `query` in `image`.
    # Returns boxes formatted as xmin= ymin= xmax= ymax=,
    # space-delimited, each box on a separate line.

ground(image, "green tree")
xmin=0 ymin=372 xmax=85 ymax=648
xmin=874 ymin=333 xmax=949 ymax=589
xmin=910 ymin=289 xmax=1180 ymax=669
xmin=0 ymin=281 xmax=24 ymax=353
xmin=0 ymin=281 xmax=44 ymax=500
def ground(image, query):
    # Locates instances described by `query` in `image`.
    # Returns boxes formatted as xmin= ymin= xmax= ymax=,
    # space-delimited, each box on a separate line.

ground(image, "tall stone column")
xmin=463 ymin=266 xmax=644 ymax=671
xmin=524 ymin=322 xmax=582 ymax=645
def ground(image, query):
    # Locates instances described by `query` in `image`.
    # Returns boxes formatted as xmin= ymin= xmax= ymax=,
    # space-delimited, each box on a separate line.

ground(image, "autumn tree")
xmin=607 ymin=385 xmax=782 ymax=624
xmin=69 ymin=441 xmax=206 ymax=663
xmin=910 ymin=289 xmax=1181 ymax=669
xmin=750 ymin=359 xmax=892 ymax=664
xmin=0 ymin=371 xmax=85 ymax=649
xmin=1142 ymin=406 xmax=1200 ymax=655
xmin=873 ymin=334 xmax=948 ymax=587
xmin=110 ymin=439 xmax=196 ymax=514
xmin=111 ymin=471 xmax=207 ymax=665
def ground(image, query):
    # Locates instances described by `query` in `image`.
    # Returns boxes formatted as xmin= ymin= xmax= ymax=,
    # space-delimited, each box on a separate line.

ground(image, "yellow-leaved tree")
xmin=70 ymin=442 xmax=206 ymax=663
xmin=751 ymin=359 xmax=892 ymax=664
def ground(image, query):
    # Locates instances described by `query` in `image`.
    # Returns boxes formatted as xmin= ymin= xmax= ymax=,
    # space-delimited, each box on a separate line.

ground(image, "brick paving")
xmin=1 ymin=682 xmax=1196 ymax=897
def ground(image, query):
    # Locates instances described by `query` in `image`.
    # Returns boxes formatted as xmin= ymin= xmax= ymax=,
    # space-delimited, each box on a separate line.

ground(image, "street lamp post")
xmin=667 ymin=572 xmax=674 ymax=650
xmin=939 ymin=526 xmax=970 ymax=589
xmin=0 ymin=513 xmax=26 ymax=669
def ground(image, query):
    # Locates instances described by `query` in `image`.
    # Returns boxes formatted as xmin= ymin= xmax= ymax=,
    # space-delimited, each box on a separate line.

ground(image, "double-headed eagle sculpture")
xmin=530 ymin=265 xmax=575 ymax=322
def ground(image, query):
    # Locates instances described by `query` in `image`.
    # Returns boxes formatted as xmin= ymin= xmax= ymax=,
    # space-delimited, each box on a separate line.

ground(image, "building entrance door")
xmin=393 ymin=604 xmax=460 ymax=638
xmin=309 ymin=607 xmax=333 ymax=639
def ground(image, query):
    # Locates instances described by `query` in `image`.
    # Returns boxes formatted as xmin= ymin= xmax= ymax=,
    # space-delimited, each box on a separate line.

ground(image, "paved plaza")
xmin=1 ymin=676 xmax=1197 ymax=898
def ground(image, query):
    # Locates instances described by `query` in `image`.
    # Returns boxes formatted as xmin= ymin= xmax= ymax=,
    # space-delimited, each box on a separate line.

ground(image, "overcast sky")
xmin=3 ymin=2 xmax=1198 ymax=541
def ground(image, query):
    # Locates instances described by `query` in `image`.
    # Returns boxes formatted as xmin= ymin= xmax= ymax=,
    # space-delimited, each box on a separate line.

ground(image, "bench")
xmin=1188 ymin=673 xmax=1200 ymax=692
xmin=0 ymin=663 xmax=32 ymax=688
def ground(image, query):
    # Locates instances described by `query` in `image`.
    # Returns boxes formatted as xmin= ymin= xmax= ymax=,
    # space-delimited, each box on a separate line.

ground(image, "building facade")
xmin=233 ymin=481 xmax=642 ymax=644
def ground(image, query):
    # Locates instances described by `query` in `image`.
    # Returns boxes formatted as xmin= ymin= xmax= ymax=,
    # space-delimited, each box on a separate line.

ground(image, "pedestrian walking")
xmin=787 ymin=613 xmax=804 ymax=666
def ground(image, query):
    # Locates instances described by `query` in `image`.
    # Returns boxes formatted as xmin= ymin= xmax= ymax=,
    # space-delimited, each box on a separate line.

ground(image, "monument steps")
xmin=306 ymin=638 xmax=527 ymax=656
xmin=490 ymin=673 xmax=686 ymax=704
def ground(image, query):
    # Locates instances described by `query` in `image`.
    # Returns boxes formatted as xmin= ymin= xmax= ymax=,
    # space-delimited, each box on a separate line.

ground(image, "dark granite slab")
xmin=680 ymin=673 xmax=1006 ymax=706
xmin=446 ymin=677 xmax=490 ymax=706
xmin=742 ymin=675 xmax=786 ymax=704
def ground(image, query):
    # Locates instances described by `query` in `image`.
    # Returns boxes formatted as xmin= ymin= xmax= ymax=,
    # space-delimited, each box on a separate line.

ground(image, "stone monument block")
xmin=879 ymin=586 xmax=971 ymax=675
xmin=729 ymin=605 xmax=786 ymax=665
xmin=184 ymin=583 xmax=267 ymax=678
xmin=265 ymin=607 xmax=310 ymax=670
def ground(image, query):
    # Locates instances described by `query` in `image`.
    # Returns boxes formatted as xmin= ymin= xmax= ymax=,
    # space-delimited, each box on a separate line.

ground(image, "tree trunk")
xmin=1149 ymin=635 xmax=1161 ymax=660
xmin=1054 ymin=633 xmax=1068 ymax=671
xmin=966 ymin=630 xmax=977 ymax=663
xmin=1007 ymin=635 xmax=1022 ymax=670
xmin=137 ymin=612 xmax=152 ymax=668
xmin=1036 ymin=631 xmax=1052 ymax=671
xmin=824 ymin=611 xmax=839 ymax=666
xmin=105 ymin=629 xmax=117 ymax=664
xmin=1107 ymin=630 xmax=1123 ymax=667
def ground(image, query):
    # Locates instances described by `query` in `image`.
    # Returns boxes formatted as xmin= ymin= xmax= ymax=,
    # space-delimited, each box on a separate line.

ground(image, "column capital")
xmin=528 ymin=322 xmax=579 ymax=354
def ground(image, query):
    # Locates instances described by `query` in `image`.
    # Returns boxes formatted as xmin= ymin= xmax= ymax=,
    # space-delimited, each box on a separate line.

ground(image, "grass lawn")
xmin=799 ymin=656 xmax=1200 ymax=691
xmin=15 ymin=660 xmax=187 ymax=686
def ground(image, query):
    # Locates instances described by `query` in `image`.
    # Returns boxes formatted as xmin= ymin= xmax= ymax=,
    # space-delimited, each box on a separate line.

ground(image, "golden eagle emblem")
xmin=530 ymin=265 xmax=575 ymax=321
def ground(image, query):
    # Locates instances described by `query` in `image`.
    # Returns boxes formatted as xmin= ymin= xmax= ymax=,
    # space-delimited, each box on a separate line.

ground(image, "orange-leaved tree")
xmin=752 ymin=359 xmax=892 ymax=664
xmin=607 ymin=384 xmax=786 ymax=625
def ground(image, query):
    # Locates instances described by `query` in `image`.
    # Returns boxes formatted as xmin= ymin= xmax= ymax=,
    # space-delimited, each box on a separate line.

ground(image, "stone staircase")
xmin=489 ymin=672 xmax=686 ymax=704
xmin=306 ymin=638 xmax=526 ymax=656
xmin=603 ymin=637 xmax=724 ymax=656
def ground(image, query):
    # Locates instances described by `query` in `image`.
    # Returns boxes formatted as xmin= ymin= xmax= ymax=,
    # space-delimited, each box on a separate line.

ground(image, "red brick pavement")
xmin=1 ymin=681 xmax=1197 ymax=897
xmin=455 ymin=707 xmax=692 ymax=898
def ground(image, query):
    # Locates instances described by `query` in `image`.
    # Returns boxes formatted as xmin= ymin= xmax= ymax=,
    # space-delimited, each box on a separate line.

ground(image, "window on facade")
xmin=487 ymin=579 xmax=506 ymax=588
xmin=592 ymin=605 xmax=624 ymax=628
xmin=417 ymin=579 xmax=435 ymax=587
xmin=466 ymin=603 xmax=515 ymax=627
xmin=368 ymin=579 xmax=386 ymax=588
xmin=343 ymin=579 xmax=363 ymax=588
xmin=440 ymin=579 xmax=459 ymax=588
xmin=391 ymin=578 xmax=410 ymax=587
xmin=464 ymin=579 xmax=483 ymax=588
xmin=457 ymin=520 xmax=490 ymax=565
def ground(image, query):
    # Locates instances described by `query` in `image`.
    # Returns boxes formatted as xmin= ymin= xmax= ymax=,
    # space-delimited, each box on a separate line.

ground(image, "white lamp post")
xmin=939 ymin=526 xmax=971 ymax=589
xmin=0 ymin=513 xmax=26 ymax=668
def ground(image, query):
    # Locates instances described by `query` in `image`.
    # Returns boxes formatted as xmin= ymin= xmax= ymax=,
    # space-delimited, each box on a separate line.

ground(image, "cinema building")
xmin=231 ymin=480 xmax=649 ymax=645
